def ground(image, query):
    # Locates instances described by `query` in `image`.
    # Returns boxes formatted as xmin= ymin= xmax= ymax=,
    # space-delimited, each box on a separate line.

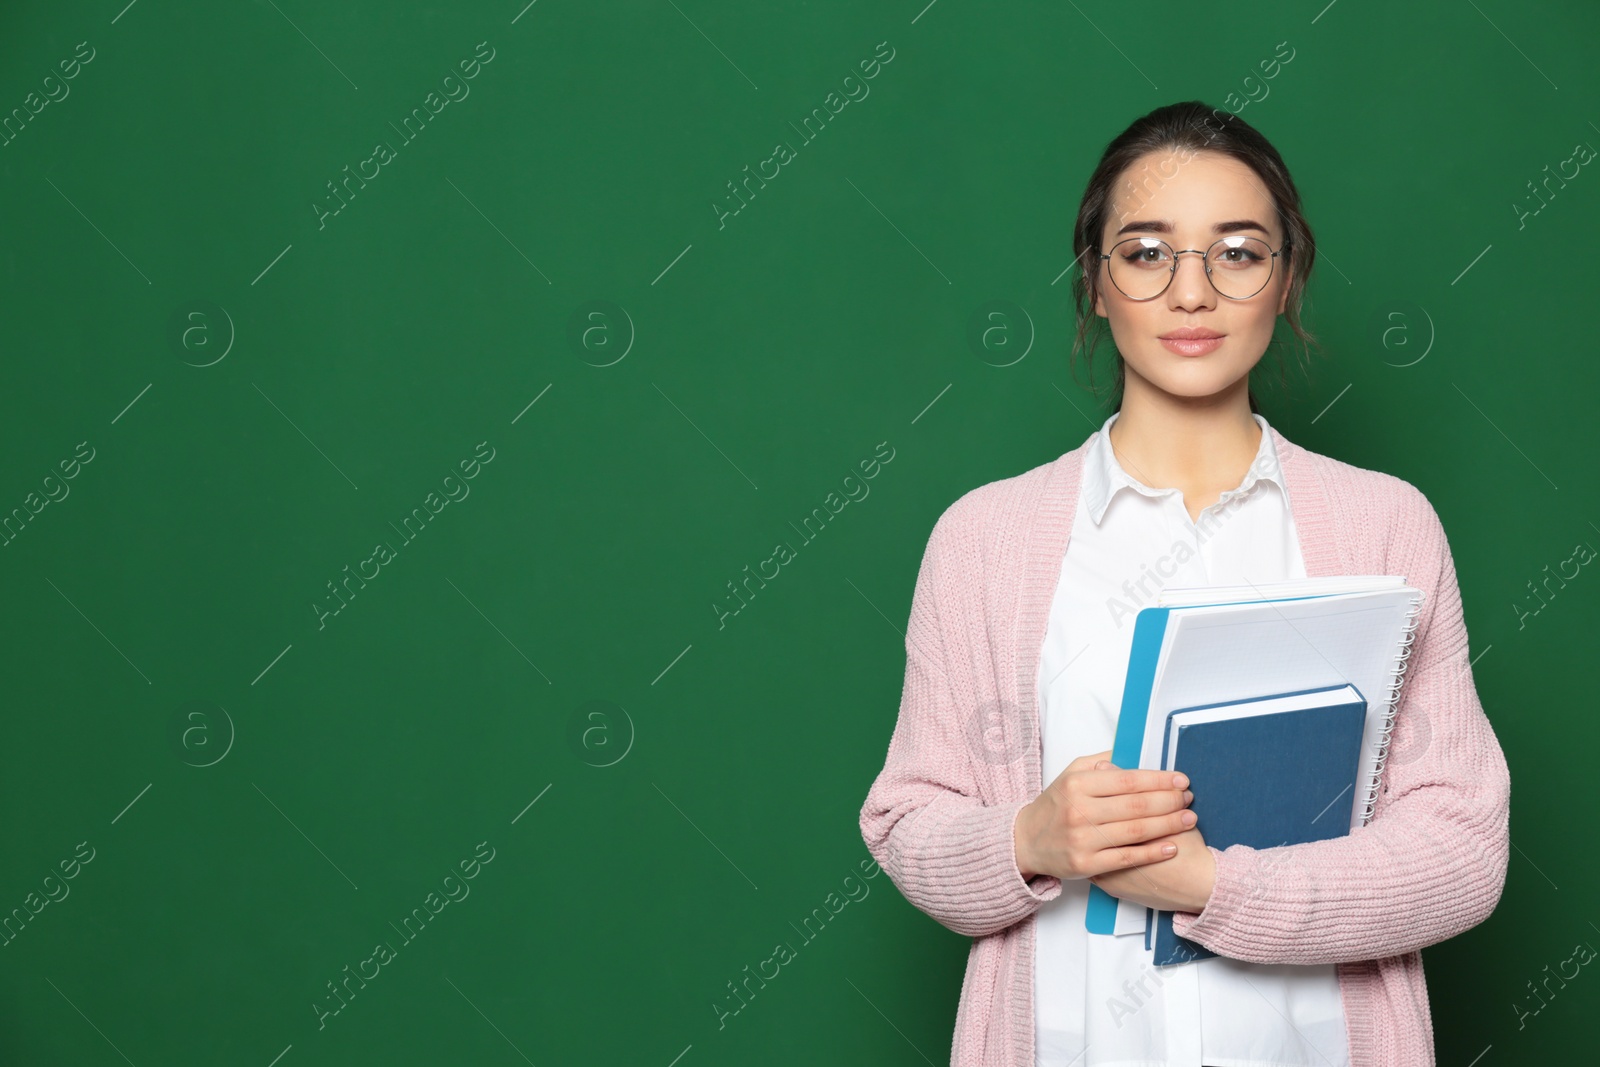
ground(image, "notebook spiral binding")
xmin=1357 ymin=593 xmax=1426 ymax=826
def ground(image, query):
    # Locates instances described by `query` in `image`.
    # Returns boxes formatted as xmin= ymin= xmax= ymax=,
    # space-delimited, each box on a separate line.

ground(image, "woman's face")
xmin=1092 ymin=149 xmax=1290 ymax=405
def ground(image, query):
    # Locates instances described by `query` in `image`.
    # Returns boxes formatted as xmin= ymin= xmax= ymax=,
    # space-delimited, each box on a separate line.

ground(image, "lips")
xmin=1159 ymin=335 xmax=1224 ymax=356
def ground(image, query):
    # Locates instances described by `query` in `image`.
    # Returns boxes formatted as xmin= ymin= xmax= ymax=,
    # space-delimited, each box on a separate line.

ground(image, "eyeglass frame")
xmin=1097 ymin=236 xmax=1286 ymax=302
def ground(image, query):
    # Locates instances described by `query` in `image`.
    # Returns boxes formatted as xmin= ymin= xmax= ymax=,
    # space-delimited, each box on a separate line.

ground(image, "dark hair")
xmin=1068 ymin=101 xmax=1320 ymax=414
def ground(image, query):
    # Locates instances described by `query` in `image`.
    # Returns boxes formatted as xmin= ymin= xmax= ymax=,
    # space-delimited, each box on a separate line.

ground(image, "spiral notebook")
xmin=1084 ymin=576 xmax=1426 ymax=937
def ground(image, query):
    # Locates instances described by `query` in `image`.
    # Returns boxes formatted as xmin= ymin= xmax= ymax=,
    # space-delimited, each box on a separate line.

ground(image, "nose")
xmin=1168 ymin=249 xmax=1215 ymax=307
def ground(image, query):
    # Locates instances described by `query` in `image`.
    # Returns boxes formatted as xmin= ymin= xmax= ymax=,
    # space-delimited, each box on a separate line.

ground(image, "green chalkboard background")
xmin=0 ymin=1 xmax=1594 ymax=1064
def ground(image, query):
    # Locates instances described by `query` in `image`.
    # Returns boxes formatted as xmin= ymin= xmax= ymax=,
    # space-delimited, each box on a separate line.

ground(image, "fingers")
xmin=1103 ymin=808 xmax=1197 ymax=849
xmin=1105 ymin=786 xmax=1194 ymax=820
xmin=1048 ymin=752 xmax=1197 ymax=880
xmin=1070 ymin=796 xmax=1193 ymax=844
xmin=1088 ymin=837 xmax=1182 ymax=876
xmin=1065 ymin=789 xmax=1195 ymax=860
xmin=1065 ymin=749 xmax=1114 ymax=773
xmin=1066 ymin=752 xmax=1187 ymax=796
xmin=1079 ymin=766 xmax=1190 ymax=798
xmin=1059 ymin=795 xmax=1195 ymax=875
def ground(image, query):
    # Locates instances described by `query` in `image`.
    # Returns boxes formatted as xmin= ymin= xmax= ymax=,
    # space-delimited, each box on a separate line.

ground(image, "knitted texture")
xmin=859 ymin=426 xmax=1511 ymax=1067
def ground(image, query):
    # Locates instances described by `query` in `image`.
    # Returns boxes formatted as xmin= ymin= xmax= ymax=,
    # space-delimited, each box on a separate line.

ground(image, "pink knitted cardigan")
xmin=859 ymin=425 xmax=1511 ymax=1067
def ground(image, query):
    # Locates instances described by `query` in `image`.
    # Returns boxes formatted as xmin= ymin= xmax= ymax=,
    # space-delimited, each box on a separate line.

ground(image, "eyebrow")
xmin=1114 ymin=218 xmax=1272 ymax=238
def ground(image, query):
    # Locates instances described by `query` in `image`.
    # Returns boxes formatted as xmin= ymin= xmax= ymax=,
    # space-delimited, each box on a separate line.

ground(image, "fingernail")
xmin=1173 ymin=774 xmax=1189 ymax=789
xmin=1183 ymin=790 xmax=1194 ymax=804
xmin=1162 ymin=844 xmax=1177 ymax=855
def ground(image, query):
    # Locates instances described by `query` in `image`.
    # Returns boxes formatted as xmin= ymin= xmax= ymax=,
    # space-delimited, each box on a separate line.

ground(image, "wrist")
xmin=1013 ymin=800 xmax=1039 ymax=881
xmin=1187 ymin=844 xmax=1219 ymax=912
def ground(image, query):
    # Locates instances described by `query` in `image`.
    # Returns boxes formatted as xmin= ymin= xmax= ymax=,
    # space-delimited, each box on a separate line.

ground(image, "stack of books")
xmin=1081 ymin=576 xmax=1426 ymax=966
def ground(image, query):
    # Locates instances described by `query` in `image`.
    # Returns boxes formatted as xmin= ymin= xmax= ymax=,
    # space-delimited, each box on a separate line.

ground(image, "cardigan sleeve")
xmin=1169 ymin=488 xmax=1511 ymax=964
xmin=859 ymin=507 xmax=1062 ymax=938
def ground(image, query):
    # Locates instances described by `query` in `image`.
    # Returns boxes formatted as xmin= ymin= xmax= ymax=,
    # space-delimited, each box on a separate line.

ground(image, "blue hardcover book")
xmin=1149 ymin=684 xmax=1367 ymax=966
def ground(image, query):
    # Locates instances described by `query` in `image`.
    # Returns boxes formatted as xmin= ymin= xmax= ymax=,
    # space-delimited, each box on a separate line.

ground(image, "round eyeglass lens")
xmin=1106 ymin=236 xmax=1275 ymax=299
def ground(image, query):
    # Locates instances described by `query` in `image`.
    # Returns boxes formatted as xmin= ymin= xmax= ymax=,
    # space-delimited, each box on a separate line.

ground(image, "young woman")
xmin=859 ymin=101 xmax=1511 ymax=1067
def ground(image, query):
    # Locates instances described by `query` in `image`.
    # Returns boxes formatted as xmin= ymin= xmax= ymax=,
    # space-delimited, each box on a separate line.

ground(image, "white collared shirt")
xmin=1033 ymin=411 xmax=1351 ymax=1067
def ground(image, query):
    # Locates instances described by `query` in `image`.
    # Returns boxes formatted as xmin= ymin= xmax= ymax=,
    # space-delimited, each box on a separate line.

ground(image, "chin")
xmin=1131 ymin=365 xmax=1250 ymax=400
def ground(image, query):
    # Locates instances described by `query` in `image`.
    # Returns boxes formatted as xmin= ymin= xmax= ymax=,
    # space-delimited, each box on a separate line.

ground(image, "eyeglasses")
xmin=1099 ymin=236 xmax=1284 ymax=301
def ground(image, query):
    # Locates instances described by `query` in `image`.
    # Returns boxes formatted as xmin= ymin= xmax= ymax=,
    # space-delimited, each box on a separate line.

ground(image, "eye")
xmin=1120 ymin=244 xmax=1170 ymax=266
xmin=1210 ymin=237 xmax=1271 ymax=268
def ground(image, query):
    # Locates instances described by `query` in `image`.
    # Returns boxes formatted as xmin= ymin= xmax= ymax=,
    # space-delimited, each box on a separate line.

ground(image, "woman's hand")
xmin=1014 ymin=749 xmax=1196 ymax=884
xmin=1088 ymin=825 xmax=1216 ymax=914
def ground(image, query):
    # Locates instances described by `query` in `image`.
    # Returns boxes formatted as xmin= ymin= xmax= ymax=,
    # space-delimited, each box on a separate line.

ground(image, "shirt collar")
xmin=1081 ymin=410 xmax=1286 ymax=526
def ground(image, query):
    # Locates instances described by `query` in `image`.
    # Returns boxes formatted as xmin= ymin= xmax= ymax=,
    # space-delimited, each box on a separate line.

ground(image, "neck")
xmin=1106 ymin=377 xmax=1261 ymax=493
